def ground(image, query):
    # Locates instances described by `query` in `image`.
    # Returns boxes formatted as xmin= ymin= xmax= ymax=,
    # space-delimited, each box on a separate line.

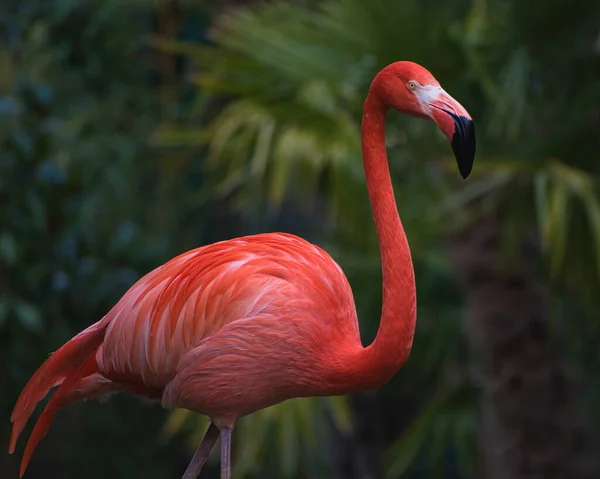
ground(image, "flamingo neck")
xmin=336 ymin=93 xmax=417 ymax=392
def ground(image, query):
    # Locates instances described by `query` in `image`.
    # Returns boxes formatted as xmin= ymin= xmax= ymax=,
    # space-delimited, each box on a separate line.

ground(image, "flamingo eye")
xmin=407 ymin=81 xmax=418 ymax=91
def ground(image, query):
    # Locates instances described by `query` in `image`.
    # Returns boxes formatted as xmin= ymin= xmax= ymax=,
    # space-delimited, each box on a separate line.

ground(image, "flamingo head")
xmin=370 ymin=61 xmax=476 ymax=179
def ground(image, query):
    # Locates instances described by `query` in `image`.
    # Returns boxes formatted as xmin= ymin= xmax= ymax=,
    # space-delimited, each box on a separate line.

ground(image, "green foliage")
xmin=0 ymin=1 xmax=203 ymax=477
xmin=385 ymin=384 xmax=478 ymax=479
xmin=152 ymin=0 xmax=464 ymax=244
xmin=453 ymin=0 xmax=600 ymax=301
xmin=450 ymin=159 xmax=600 ymax=301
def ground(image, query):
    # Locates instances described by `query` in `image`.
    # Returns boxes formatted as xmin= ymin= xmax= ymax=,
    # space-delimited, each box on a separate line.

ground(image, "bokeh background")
xmin=2 ymin=0 xmax=600 ymax=478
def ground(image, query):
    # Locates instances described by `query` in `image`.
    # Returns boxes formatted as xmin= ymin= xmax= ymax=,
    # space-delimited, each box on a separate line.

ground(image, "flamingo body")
xmin=100 ymin=232 xmax=359 ymax=416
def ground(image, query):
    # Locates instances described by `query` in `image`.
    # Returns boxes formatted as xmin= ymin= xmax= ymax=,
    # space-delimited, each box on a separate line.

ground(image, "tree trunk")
xmin=448 ymin=210 xmax=599 ymax=479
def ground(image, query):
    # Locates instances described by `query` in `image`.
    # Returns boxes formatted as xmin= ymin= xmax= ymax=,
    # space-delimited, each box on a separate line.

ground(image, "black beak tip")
xmin=450 ymin=115 xmax=476 ymax=179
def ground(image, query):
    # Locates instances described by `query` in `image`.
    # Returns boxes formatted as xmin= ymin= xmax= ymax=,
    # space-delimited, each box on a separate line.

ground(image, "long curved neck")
xmin=339 ymin=93 xmax=417 ymax=392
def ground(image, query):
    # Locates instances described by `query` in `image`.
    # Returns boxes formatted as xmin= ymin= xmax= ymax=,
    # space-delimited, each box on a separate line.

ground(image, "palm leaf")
xmin=449 ymin=157 xmax=600 ymax=300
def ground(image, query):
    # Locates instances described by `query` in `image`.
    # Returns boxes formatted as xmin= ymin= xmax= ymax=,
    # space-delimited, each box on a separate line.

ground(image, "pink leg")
xmin=182 ymin=422 xmax=219 ymax=479
xmin=220 ymin=427 xmax=232 ymax=479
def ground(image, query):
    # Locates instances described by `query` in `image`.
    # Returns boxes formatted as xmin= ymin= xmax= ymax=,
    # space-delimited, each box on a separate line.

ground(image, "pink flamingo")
xmin=9 ymin=61 xmax=475 ymax=479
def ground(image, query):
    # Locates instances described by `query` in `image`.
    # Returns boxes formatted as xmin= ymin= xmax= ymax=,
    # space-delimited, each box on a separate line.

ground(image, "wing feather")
xmin=97 ymin=233 xmax=357 ymax=389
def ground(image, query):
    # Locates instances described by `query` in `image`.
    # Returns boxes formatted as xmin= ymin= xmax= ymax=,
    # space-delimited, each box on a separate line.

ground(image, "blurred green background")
xmin=2 ymin=0 xmax=600 ymax=478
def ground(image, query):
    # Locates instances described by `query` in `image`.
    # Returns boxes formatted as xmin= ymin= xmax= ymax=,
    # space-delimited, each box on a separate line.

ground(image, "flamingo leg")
xmin=181 ymin=422 xmax=219 ymax=479
xmin=220 ymin=427 xmax=232 ymax=479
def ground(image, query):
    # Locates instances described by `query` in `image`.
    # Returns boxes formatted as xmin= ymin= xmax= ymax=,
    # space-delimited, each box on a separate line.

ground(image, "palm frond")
xmin=449 ymin=158 xmax=600 ymax=301
xmin=385 ymin=384 xmax=477 ymax=479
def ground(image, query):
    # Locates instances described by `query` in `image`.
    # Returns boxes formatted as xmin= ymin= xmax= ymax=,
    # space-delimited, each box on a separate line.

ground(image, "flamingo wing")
xmin=97 ymin=232 xmax=358 ymax=390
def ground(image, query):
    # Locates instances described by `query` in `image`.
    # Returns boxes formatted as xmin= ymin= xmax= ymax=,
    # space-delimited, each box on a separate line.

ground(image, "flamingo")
xmin=8 ymin=61 xmax=475 ymax=479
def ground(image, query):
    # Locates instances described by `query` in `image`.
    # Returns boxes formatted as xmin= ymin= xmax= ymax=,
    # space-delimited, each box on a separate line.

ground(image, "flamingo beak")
xmin=427 ymin=90 xmax=476 ymax=179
